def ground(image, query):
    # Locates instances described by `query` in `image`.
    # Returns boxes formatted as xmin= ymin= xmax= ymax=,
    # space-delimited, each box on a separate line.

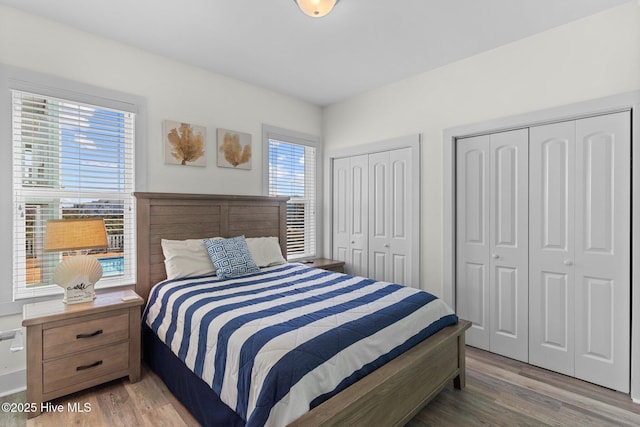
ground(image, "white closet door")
xmin=369 ymin=151 xmax=390 ymax=282
xmin=349 ymin=155 xmax=369 ymax=277
xmin=389 ymin=148 xmax=412 ymax=286
xmin=574 ymin=112 xmax=630 ymax=392
xmin=332 ymin=155 xmax=369 ymax=277
xmin=530 ymin=113 xmax=631 ymax=391
xmin=368 ymin=149 xmax=413 ymax=286
xmin=456 ymin=135 xmax=491 ymax=350
xmin=489 ymin=129 xmax=529 ymax=362
xmin=529 ymin=120 xmax=576 ymax=376
xmin=333 ymin=157 xmax=351 ymax=265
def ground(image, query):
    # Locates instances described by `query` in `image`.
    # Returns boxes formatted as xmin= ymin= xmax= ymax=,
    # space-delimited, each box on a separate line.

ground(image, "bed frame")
xmin=134 ymin=192 xmax=470 ymax=426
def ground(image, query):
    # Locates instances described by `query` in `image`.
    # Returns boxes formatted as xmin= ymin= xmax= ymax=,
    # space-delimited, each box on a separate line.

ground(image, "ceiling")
xmin=0 ymin=0 xmax=630 ymax=106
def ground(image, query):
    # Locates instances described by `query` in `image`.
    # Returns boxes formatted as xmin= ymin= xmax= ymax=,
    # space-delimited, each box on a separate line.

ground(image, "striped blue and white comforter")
xmin=143 ymin=263 xmax=458 ymax=427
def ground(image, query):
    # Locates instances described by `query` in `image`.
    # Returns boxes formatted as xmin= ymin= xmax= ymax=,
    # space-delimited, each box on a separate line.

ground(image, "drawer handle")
xmin=76 ymin=360 xmax=103 ymax=371
xmin=76 ymin=330 xmax=103 ymax=339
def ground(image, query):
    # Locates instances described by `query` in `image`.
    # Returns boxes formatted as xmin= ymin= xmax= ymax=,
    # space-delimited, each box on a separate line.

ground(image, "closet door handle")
xmin=384 ymin=244 xmax=389 ymax=248
xmin=564 ymin=259 xmax=573 ymax=266
xmin=491 ymin=254 xmax=499 ymax=259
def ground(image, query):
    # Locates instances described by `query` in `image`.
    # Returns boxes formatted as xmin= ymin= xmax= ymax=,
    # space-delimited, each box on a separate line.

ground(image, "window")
xmin=263 ymin=126 xmax=319 ymax=260
xmin=12 ymin=89 xmax=136 ymax=299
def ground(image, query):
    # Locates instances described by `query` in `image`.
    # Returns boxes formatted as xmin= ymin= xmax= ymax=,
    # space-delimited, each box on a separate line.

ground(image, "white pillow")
xmin=246 ymin=237 xmax=286 ymax=267
xmin=161 ymin=238 xmax=220 ymax=280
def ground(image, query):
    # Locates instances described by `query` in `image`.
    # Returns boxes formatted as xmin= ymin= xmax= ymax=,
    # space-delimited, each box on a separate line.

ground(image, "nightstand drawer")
xmin=43 ymin=341 xmax=129 ymax=394
xmin=43 ymin=311 xmax=129 ymax=359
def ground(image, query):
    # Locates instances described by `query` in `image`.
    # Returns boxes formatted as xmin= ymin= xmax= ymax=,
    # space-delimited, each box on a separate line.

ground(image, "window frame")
xmin=262 ymin=124 xmax=321 ymax=260
xmin=2 ymin=65 xmax=147 ymax=302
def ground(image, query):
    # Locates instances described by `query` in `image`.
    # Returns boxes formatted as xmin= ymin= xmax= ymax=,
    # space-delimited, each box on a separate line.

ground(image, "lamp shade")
xmin=295 ymin=0 xmax=339 ymax=17
xmin=44 ymin=218 xmax=108 ymax=252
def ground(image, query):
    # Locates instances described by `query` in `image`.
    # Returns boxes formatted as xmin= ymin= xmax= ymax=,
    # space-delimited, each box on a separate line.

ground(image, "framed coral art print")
xmin=217 ymin=128 xmax=252 ymax=170
xmin=163 ymin=120 xmax=206 ymax=167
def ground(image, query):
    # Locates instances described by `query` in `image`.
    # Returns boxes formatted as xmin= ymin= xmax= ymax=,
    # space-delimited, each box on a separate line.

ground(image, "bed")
xmin=135 ymin=192 xmax=470 ymax=426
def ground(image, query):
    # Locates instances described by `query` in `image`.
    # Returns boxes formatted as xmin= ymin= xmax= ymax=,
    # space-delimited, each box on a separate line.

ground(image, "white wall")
xmin=0 ymin=5 xmax=322 ymax=387
xmin=0 ymin=5 xmax=322 ymax=310
xmin=0 ymin=314 xmax=24 ymax=396
xmin=323 ymin=2 xmax=640 ymax=297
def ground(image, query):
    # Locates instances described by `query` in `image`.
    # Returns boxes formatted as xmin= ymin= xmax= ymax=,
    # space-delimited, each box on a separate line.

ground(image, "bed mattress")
xmin=143 ymin=263 xmax=457 ymax=426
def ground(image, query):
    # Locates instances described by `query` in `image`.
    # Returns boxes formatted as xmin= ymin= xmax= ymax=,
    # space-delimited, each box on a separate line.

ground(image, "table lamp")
xmin=44 ymin=218 xmax=108 ymax=304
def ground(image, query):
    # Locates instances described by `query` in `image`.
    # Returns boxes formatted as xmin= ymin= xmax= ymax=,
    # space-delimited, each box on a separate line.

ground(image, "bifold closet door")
xmin=529 ymin=111 xmax=630 ymax=392
xmin=369 ymin=148 xmax=413 ymax=286
xmin=456 ymin=129 xmax=528 ymax=360
xmin=574 ymin=112 xmax=630 ymax=392
xmin=332 ymin=155 xmax=369 ymax=277
xmin=529 ymin=121 xmax=576 ymax=376
xmin=488 ymin=130 xmax=529 ymax=362
xmin=456 ymin=135 xmax=491 ymax=350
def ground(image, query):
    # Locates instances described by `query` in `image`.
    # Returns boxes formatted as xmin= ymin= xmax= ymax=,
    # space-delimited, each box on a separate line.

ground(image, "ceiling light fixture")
xmin=294 ymin=0 xmax=339 ymax=18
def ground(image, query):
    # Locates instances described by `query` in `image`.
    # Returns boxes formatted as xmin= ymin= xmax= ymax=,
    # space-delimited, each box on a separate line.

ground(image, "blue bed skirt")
xmin=143 ymin=324 xmax=245 ymax=427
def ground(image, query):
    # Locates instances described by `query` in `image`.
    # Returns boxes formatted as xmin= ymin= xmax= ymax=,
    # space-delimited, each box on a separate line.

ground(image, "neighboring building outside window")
xmin=12 ymin=89 xmax=136 ymax=299
xmin=263 ymin=125 xmax=319 ymax=260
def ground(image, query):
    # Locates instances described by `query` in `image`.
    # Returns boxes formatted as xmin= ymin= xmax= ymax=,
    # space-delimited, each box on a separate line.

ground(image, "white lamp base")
xmin=53 ymin=255 xmax=103 ymax=304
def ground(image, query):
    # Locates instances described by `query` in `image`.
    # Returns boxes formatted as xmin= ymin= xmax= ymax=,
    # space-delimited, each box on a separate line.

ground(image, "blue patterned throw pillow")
xmin=203 ymin=236 xmax=260 ymax=279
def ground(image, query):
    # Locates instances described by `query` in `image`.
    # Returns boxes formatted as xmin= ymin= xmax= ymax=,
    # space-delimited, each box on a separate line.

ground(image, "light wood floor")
xmin=2 ymin=346 xmax=639 ymax=427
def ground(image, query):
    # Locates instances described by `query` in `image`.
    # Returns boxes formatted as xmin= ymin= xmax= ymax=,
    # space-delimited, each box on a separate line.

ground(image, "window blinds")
xmin=12 ymin=90 xmax=135 ymax=299
xmin=268 ymin=139 xmax=316 ymax=259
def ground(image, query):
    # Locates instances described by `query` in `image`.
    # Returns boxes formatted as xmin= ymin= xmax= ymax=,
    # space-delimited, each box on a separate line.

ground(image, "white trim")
xmin=443 ymin=90 xmax=640 ymax=402
xmin=325 ymin=134 xmax=421 ymax=288
xmin=0 ymin=63 xmax=146 ymax=311
xmin=0 ymin=369 xmax=26 ymax=397
xmin=2 ymin=66 xmax=148 ymax=193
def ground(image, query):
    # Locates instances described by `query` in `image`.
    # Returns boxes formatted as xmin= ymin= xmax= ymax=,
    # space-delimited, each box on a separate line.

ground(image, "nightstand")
xmin=22 ymin=289 xmax=144 ymax=418
xmin=304 ymin=258 xmax=346 ymax=273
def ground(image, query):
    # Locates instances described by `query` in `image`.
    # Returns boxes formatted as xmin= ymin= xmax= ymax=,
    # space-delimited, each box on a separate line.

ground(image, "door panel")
xmin=369 ymin=149 xmax=413 ymax=286
xmin=489 ymin=129 xmax=529 ymax=362
xmin=460 ymin=262 xmax=487 ymax=327
xmin=332 ymin=155 xmax=369 ymax=277
xmin=495 ymin=266 xmax=517 ymax=336
xmin=574 ymin=111 xmax=630 ymax=392
xmin=371 ymin=251 xmax=386 ymax=281
xmin=463 ymin=149 xmax=486 ymax=244
xmin=389 ymin=148 xmax=412 ymax=286
xmin=369 ymin=152 xmax=389 ymax=282
xmin=494 ymin=146 xmax=517 ymax=247
xmin=583 ymin=276 xmax=614 ymax=360
xmin=541 ymin=272 xmax=570 ymax=350
xmin=541 ymin=139 xmax=570 ymax=250
xmin=392 ymin=254 xmax=407 ymax=286
xmin=456 ymin=135 xmax=491 ymax=350
xmin=332 ymin=158 xmax=350 ymax=265
xmin=349 ymin=155 xmax=369 ymax=277
xmin=529 ymin=121 xmax=575 ymax=376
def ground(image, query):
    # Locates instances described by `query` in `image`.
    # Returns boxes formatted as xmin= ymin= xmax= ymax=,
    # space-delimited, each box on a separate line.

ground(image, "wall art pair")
xmin=162 ymin=120 xmax=252 ymax=170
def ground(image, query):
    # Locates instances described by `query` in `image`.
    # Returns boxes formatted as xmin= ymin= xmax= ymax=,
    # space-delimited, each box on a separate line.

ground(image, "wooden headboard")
xmin=133 ymin=192 xmax=289 ymax=301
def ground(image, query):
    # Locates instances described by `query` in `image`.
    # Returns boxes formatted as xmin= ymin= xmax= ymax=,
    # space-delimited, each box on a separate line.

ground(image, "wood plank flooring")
xmin=2 ymin=346 xmax=639 ymax=426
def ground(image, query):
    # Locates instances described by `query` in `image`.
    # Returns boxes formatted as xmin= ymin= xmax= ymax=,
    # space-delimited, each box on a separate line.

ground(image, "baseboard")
xmin=0 ymin=369 xmax=26 ymax=397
